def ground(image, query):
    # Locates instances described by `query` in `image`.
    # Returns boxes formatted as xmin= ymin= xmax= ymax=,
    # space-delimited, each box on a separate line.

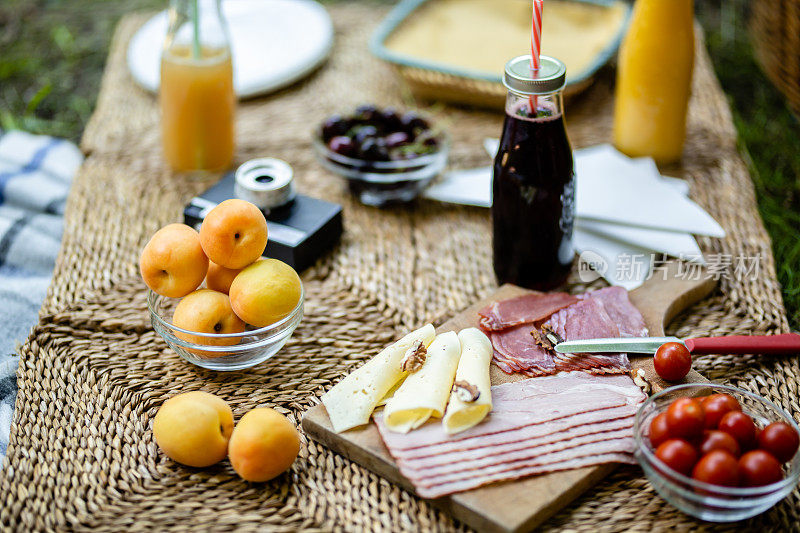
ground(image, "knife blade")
xmin=554 ymin=333 xmax=800 ymax=355
xmin=554 ymin=337 xmax=682 ymax=354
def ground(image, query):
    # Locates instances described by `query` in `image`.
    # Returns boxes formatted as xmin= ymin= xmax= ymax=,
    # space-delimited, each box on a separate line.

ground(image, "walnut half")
xmin=452 ymin=380 xmax=480 ymax=403
xmin=632 ymin=368 xmax=652 ymax=395
xmin=400 ymin=340 xmax=427 ymax=373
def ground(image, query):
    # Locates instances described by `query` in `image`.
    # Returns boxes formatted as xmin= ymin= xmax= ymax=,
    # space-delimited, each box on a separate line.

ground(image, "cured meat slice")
xmin=478 ymin=292 xmax=578 ymax=331
xmin=415 ymin=453 xmax=635 ymax=499
xmin=413 ymin=438 xmax=636 ymax=487
xmin=399 ymin=426 xmax=634 ymax=477
xmin=375 ymin=372 xmax=645 ymax=499
xmin=583 ymin=286 xmax=649 ymax=338
xmin=544 ymin=297 xmax=631 ymax=374
xmin=390 ymin=404 xmax=639 ymax=461
xmin=490 ymin=325 xmax=555 ymax=375
xmin=376 ymin=373 xmax=645 ymax=452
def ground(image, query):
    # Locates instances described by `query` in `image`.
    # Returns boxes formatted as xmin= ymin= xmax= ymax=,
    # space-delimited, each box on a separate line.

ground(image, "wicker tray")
xmin=370 ymin=0 xmax=630 ymax=108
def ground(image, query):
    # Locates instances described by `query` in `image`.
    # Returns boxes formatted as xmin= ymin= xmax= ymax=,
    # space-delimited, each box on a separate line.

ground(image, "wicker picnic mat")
xmin=1 ymin=3 xmax=798 ymax=531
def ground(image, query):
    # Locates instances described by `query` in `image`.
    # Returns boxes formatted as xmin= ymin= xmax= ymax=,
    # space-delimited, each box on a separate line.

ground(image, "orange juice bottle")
xmin=160 ymin=0 xmax=235 ymax=172
xmin=613 ymin=0 xmax=694 ymax=164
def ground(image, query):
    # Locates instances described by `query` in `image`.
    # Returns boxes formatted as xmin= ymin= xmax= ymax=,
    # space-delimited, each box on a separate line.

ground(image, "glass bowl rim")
xmin=634 ymin=382 xmax=800 ymax=497
xmin=311 ymin=128 xmax=450 ymax=172
xmin=147 ymin=283 xmax=304 ymax=351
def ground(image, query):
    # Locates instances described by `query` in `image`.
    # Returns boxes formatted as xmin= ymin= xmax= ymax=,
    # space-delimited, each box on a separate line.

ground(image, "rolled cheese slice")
xmin=383 ymin=331 xmax=462 ymax=433
xmin=442 ymin=328 xmax=493 ymax=434
xmin=321 ymin=324 xmax=436 ymax=433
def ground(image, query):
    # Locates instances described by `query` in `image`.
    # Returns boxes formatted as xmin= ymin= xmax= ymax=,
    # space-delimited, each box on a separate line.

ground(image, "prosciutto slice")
xmin=490 ymin=325 xmax=555 ymax=375
xmin=582 ymin=286 xmax=648 ymax=338
xmin=544 ymin=296 xmax=632 ymax=374
xmin=485 ymin=288 xmax=646 ymax=377
xmin=478 ymin=292 xmax=578 ymax=331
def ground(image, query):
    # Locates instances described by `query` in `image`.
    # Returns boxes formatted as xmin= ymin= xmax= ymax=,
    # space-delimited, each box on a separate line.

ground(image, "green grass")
xmin=697 ymin=2 xmax=800 ymax=329
xmin=1 ymin=0 xmax=798 ymax=328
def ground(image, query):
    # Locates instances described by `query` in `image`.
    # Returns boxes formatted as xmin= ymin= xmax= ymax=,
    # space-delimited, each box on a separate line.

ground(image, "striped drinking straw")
xmin=530 ymin=0 xmax=543 ymax=115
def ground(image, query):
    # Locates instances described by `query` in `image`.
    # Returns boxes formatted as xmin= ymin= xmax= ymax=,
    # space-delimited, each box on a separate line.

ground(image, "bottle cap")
xmin=234 ymin=158 xmax=296 ymax=211
xmin=503 ymin=55 xmax=567 ymax=95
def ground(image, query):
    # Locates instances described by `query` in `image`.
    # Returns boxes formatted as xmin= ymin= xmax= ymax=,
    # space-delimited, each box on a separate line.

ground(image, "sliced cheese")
xmin=442 ymin=328 xmax=493 ymax=434
xmin=321 ymin=324 xmax=436 ymax=433
xmin=383 ymin=331 xmax=462 ymax=433
xmin=376 ymin=378 xmax=403 ymax=407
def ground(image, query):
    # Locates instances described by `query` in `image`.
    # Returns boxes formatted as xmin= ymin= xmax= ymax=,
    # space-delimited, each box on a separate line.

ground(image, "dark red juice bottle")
xmin=492 ymin=55 xmax=575 ymax=290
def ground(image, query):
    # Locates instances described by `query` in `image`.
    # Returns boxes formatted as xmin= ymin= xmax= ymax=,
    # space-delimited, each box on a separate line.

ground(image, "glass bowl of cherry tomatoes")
xmin=634 ymin=383 xmax=800 ymax=522
xmin=313 ymin=105 xmax=449 ymax=207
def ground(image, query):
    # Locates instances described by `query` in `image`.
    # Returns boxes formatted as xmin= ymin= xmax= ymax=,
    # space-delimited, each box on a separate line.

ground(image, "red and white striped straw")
xmin=529 ymin=0 xmax=543 ymax=113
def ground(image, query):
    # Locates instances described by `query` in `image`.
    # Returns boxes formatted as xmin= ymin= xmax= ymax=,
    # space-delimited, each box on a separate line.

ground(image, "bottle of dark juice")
xmin=492 ymin=55 xmax=575 ymax=290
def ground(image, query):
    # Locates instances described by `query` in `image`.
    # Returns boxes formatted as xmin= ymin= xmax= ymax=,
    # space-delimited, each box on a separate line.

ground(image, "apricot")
xmin=172 ymin=289 xmax=246 ymax=347
xmin=140 ymin=223 xmax=209 ymax=298
xmin=199 ymin=199 xmax=268 ymax=269
xmin=205 ymin=261 xmax=243 ymax=294
xmin=228 ymin=407 xmax=301 ymax=482
xmin=152 ymin=391 xmax=233 ymax=467
xmin=229 ymin=259 xmax=302 ymax=327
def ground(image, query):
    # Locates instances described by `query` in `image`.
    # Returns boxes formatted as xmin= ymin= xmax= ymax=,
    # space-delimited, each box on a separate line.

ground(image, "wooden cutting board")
xmin=302 ymin=262 xmax=716 ymax=532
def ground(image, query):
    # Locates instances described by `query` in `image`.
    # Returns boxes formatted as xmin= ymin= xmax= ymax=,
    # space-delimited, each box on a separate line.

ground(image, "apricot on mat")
xmin=228 ymin=408 xmax=301 ymax=482
xmin=205 ymin=261 xmax=243 ymax=294
xmin=153 ymin=391 xmax=233 ymax=467
xmin=199 ymin=199 xmax=268 ymax=269
xmin=140 ymin=223 xmax=209 ymax=298
xmin=172 ymin=289 xmax=246 ymax=347
xmin=229 ymin=258 xmax=302 ymax=327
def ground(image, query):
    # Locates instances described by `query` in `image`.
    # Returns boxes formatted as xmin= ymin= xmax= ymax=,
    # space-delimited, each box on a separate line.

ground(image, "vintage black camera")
xmin=184 ymin=158 xmax=342 ymax=272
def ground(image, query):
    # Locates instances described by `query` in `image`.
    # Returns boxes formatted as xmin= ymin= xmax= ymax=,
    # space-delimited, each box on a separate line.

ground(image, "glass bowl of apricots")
xmin=141 ymin=199 xmax=304 ymax=371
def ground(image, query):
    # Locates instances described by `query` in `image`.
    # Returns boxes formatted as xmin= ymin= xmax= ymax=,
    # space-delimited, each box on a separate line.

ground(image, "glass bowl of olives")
xmin=313 ymin=105 xmax=449 ymax=207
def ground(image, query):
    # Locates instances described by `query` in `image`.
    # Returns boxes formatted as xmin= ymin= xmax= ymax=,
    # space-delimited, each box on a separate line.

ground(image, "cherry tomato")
xmin=718 ymin=411 xmax=757 ymax=450
xmin=692 ymin=450 xmax=740 ymax=487
xmin=699 ymin=430 xmax=741 ymax=457
xmin=653 ymin=342 xmax=692 ymax=382
xmin=649 ymin=412 xmax=671 ymax=448
xmin=702 ymin=394 xmax=741 ymax=429
xmin=666 ymin=397 xmax=705 ymax=439
xmin=739 ymin=450 xmax=784 ymax=487
xmin=758 ymin=421 xmax=800 ymax=463
xmin=655 ymin=439 xmax=698 ymax=476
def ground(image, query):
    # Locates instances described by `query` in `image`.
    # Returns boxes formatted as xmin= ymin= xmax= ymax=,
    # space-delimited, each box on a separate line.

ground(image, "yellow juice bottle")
xmin=613 ymin=0 xmax=694 ymax=164
xmin=161 ymin=46 xmax=235 ymax=172
xmin=160 ymin=0 xmax=235 ymax=172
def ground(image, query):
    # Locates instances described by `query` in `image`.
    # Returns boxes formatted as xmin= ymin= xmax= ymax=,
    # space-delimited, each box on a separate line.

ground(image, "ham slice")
xmin=411 ymin=437 xmax=636 ymax=487
xmin=478 ymin=292 xmax=578 ymax=331
xmin=375 ymin=372 xmax=645 ymax=499
xmin=391 ymin=409 xmax=637 ymax=461
xmin=400 ymin=426 xmax=634 ymax=478
xmin=415 ymin=453 xmax=635 ymax=499
xmin=375 ymin=373 xmax=645 ymax=452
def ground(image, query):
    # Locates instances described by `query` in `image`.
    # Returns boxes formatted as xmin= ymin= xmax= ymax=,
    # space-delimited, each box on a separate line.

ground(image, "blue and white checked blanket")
xmin=0 ymin=130 xmax=81 ymax=458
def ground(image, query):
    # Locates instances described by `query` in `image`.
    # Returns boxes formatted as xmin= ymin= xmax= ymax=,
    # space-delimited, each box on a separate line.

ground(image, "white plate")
xmin=127 ymin=0 xmax=334 ymax=98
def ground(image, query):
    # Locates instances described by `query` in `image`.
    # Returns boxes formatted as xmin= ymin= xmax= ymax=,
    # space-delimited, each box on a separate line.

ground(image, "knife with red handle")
xmin=554 ymin=333 xmax=800 ymax=355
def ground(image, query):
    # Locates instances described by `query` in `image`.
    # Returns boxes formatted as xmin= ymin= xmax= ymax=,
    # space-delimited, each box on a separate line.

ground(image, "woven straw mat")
xmin=1 ymin=4 xmax=797 ymax=532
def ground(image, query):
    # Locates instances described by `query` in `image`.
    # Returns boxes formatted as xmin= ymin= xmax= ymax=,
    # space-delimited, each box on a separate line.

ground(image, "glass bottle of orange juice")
xmin=613 ymin=0 xmax=694 ymax=164
xmin=160 ymin=0 xmax=235 ymax=172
